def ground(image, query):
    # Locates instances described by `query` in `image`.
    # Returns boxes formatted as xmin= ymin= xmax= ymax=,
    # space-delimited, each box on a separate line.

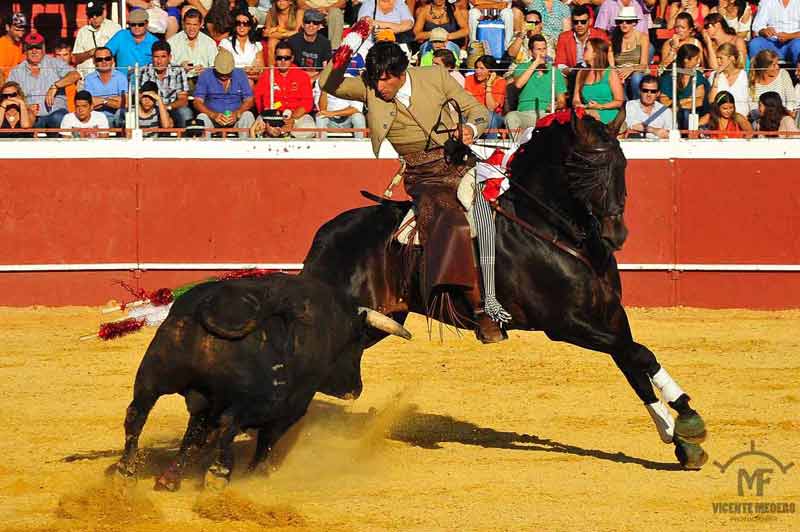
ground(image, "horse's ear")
xmin=607 ymin=106 xmax=627 ymax=138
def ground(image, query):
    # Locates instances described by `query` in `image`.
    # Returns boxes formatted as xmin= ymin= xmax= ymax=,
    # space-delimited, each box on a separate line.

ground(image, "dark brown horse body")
xmin=302 ymin=112 xmax=710 ymax=469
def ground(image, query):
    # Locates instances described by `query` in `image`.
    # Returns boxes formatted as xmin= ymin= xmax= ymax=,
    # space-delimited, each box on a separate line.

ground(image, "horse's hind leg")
xmin=154 ymin=390 xmax=211 ymax=491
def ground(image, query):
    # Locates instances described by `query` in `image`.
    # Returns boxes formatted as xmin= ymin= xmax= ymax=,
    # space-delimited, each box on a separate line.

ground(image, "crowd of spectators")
xmin=2 ymin=0 xmax=800 ymax=138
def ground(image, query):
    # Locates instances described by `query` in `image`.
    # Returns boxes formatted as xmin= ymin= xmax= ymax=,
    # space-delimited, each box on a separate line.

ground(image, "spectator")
xmin=698 ymin=90 xmax=751 ymax=137
xmin=298 ymin=0 xmax=347 ymax=48
xmin=220 ymin=8 xmax=266 ymax=75
xmin=105 ymin=9 xmax=160 ymax=69
xmin=168 ymin=9 xmax=219 ymax=84
xmin=72 ymin=1 xmax=122 ymax=76
xmin=665 ymin=0 xmax=709 ymax=31
xmin=748 ymin=50 xmax=797 ymax=119
xmin=660 ymin=12 xmax=702 ymax=67
xmin=506 ymin=34 xmax=567 ymax=130
xmin=507 ymin=9 xmax=547 ymax=68
xmin=574 ymin=37 xmax=624 ymax=124
xmin=358 ymin=0 xmax=415 ymax=47
xmin=595 ymin=0 xmax=649 ymax=35
xmin=264 ymin=0 xmax=305 ymax=66
xmin=753 ymin=91 xmax=799 ymax=134
xmin=138 ymin=80 xmax=175 ymax=133
xmin=709 ymin=42 xmax=749 ymax=115
xmin=610 ymin=6 xmax=649 ymax=99
xmin=432 ymin=47 xmax=465 ymax=85
xmin=287 ymin=9 xmax=332 ymax=80
xmin=555 ymin=5 xmax=607 ymax=72
xmin=206 ymin=0 xmax=235 ymax=41
xmin=59 ymin=90 xmax=110 ymax=137
xmin=0 ymin=13 xmax=27 ymax=75
xmin=414 ymin=0 xmax=469 ymax=48
xmin=52 ymin=40 xmax=78 ymax=112
xmin=0 ymin=81 xmax=33 ymax=137
xmin=193 ymin=49 xmax=256 ymax=137
xmin=701 ymin=13 xmax=747 ymax=71
xmin=711 ymin=0 xmax=752 ymax=41
xmin=140 ymin=41 xmax=193 ymax=127
xmin=658 ymin=43 xmax=709 ymax=129
xmin=253 ymin=40 xmax=316 ymax=137
xmin=468 ymin=1 xmax=519 ymax=49
xmin=464 ymin=54 xmax=506 ymax=138
xmin=526 ymin=0 xmax=572 ymax=47
xmin=83 ymin=47 xmax=128 ymax=127
xmin=8 ymin=33 xmax=81 ymax=129
xmin=749 ymin=0 xmax=800 ymax=64
xmin=419 ymin=27 xmax=461 ymax=66
xmin=315 ymin=66 xmax=366 ymax=138
xmin=624 ymin=74 xmax=673 ymax=139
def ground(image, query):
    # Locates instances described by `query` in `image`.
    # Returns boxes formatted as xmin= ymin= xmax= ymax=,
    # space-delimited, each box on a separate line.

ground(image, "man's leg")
xmin=468 ymin=8 xmax=480 ymax=43
xmin=171 ymin=106 xmax=194 ymax=129
xmin=350 ymin=112 xmax=366 ymax=139
xmin=46 ymin=108 xmax=69 ymax=129
xmin=327 ymin=8 xmax=345 ymax=48
xmin=748 ymin=37 xmax=779 ymax=60
xmin=196 ymin=113 xmax=214 ymax=129
xmin=290 ymin=114 xmax=316 ymax=139
xmin=473 ymin=180 xmax=512 ymax=324
xmin=500 ymin=8 xmax=515 ymax=48
xmin=315 ymin=115 xmax=330 ymax=139
xmin=786 ymin=38 xmax=800 ymax=65
xmin=235 ymin=111 xmax=255 ymax=138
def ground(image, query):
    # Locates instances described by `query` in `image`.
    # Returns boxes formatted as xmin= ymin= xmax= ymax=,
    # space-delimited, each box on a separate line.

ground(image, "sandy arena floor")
xmin=0 ymin=306 xmax=798 ymax=532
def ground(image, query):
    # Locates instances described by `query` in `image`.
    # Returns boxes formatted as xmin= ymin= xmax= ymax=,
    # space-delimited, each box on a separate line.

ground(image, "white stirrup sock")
xmin=646 ymin=401 xmax=675 ymax=443
xmin=650 ymin=367 xmax=685 ymax=404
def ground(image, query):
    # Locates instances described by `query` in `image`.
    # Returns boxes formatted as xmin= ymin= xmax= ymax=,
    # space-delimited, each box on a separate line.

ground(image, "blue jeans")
xmin=315 ymin=112 xmax=367 ymax=139
xmin=169 ymin=106 xmax=194 ymax=128
xmin=482 ymin=111 xmax=505 ymax=139
xmin=34 ymin=108 xmax=69 ymax=129
xmin=748 ymin=37 xmax=800 ymax=64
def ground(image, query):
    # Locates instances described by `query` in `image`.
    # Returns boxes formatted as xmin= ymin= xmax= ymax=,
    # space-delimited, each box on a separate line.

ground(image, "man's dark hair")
xmin=93 ymin=46 xmax=111 ymax=58
xmin=528 ymin=33 xmax=546 ymax=52
xmin=364 ymin=42 xmax=409 ymax=89
xmin=571 ymin=4 xmax=590 ymax=20
xmin=433 ymin=48 xmax=456 ymax=69
xmin=74 ymin=90 xmax=92 ymax=104
xmin=152 ymin=40 xmax=171 ymax=55
xmin=183 ymin=8 xmax=203 ymax=22
xmin=275 ymin=39 xmax=293 ymax=56
xmin=525 ymin=9 xmax=542 ymax=20
xmin=640 ymin=74 xmax=658 ymax=88
xmin=54 ymin=39 xmax=71 ymax=51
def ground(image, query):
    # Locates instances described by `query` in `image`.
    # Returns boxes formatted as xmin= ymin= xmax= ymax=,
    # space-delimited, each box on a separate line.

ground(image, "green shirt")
xmin=513 ymin=62 xmax=566 ymax=112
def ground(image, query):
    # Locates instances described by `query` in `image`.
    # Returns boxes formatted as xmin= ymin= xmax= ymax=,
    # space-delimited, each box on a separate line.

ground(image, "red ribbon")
xmin=535 ymin=107 xmax=585 ymax=129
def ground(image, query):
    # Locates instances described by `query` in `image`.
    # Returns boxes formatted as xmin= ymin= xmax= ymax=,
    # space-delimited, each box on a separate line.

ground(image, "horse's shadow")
xmin=61 ymin=400 xmax=684 ymax=474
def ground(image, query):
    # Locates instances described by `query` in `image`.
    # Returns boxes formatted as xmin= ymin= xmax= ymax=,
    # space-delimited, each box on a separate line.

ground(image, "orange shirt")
xmin=0 ymin=35 xmax=24 ymax=74
xmin=464 ymin=74 xmax=506 ymax=114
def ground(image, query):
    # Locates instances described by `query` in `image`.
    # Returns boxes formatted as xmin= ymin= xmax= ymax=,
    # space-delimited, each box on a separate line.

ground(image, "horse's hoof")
xmin=674 ymin=412 xmax=707 ymax=444
xmin=105 ymin=462 xmax=136 ymax=482
xmin=674 ymin=437 xmax=708 ymax=470
xmin=204 ymin=465 xmax=230 ymax=491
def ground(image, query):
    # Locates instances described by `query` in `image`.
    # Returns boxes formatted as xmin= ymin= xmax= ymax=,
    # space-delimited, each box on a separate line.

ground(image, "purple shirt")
xmin=193 ymin=68 xmax=253 ymax=113
xmin=594 ymin=0 xmax=649 ymax=35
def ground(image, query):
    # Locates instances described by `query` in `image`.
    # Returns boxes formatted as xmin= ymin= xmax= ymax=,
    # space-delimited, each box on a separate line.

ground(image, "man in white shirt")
xmin=167 ymin=8 xmax=219 ymax=82
xmin=71 ymin=1 xmax=122 ymax=76
xmin=749 ymin=0 xmax=800 ymax=63
xmin=624 ymin=75 xmax=672 ymax=139
xmin=316 ymin=69 xmax=366 ymax=138
xmin=60 ymin=90 xmax=110 ymax=137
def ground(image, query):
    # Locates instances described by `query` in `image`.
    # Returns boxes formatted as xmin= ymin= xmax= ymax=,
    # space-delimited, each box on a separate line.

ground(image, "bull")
xmin=106 ymin=273 xmax=411 ymax=490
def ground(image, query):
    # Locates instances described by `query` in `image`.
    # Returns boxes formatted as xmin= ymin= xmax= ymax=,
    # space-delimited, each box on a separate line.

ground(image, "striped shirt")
xmin=140 ymin=65 xmax=189 ymax=105
xmin=8 ymin=56 xmax=74 ymax=115
xmin=752 ymin=0 xmax=800 ymax=34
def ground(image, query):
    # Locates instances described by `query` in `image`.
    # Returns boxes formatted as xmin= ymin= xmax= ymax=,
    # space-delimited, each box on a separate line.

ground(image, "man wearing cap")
xmin=298 ymin=0 xmax=346 ymax=48
xmin=0 ymin=13 xmax=27 ymax=75
xmin=287 ymin=10 xmax=332 ymax=80
xmin=8 ymin=33 xmax=81 ymax=129
xmin=320 ymin=41 xmax=508 ymax=343
xmin=252 ymin=40 xmax=316 ymax=138
xmin=140 ymin=40 xmax=193 ymax=128
xmin=193 ymin=49 xmax=255 ymax=137
xmin=60 ymin=90 xmax=110 ymax=137
xmin=83 ymin=47 xmax=128 ymax=127
xmin=105 ymin=9 xmax=159 ymax=70
xmin=72 ymin=1 xmax=122 ymax=76
xmin=167 ymin=9 xmax=218 ymax=83
xmin=418 ymin=27 xmax=461 ymax=67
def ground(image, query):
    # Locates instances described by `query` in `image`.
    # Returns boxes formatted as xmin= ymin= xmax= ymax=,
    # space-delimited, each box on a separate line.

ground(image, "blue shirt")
xmin=194 ymin=68 xmax=253 ymax=113
xmin=105 ymin=29 xmax=159 ymax=69
xmin=83 ymin=70 xmax=128 ymax=98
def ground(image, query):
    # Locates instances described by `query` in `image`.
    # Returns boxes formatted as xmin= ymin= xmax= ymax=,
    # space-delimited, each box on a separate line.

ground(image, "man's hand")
xmin=777 ymin=32 xmax=792 ymax=43
xmin=761 ymin=26 xmax=777 ymax=38
xmin=279 ymin=116 xmax=296 ymax=135
xmin=46 ymin=85 xmax=58 ymax=108
xmin=628 ymin=122 xmax=645 ymax=133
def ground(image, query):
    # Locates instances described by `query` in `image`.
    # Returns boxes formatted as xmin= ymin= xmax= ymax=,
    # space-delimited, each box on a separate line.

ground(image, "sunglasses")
xmin=129 ymin=22 xmax=146 ymax=27
xmin=572 ymin=19 xmax=589 ymax=25
xmin=1 ymin=92 xmax=19 ymax=100
xmin=236 ymin=20 xmax=251 ymax=26
xmin=94 ymin=55 xmax=113 ymax=62
xmin=275 ymin=55 xmax=293 ymax=61
xmin=527 ymin=20 xmax=542 ymax=25
xmin=304 ymin=20 xmax=322 ymax=25
xmin=25 ymin=44 xmax=44 ymax=50
xmin=640 ymin=88 xmax=659 ymax=94
xmin=616 ymin=20 xmax=636 ymax=25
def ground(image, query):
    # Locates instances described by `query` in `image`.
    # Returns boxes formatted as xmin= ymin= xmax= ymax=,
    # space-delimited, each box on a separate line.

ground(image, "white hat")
xmin=615 ymin=6 xmax=639 ymax=22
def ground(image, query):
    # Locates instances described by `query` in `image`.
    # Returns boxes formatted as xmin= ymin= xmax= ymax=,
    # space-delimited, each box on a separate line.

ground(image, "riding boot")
xmin=465 ymin=245 xmax=507 ymax=344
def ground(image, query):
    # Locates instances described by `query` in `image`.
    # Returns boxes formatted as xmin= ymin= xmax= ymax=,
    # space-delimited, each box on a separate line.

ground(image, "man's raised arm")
xmin=319 ymin=62 xmax=368 ymax=103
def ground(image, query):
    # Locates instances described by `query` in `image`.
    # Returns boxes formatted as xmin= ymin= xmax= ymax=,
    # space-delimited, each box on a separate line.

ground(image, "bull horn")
xmin=358 ymin=307 xmax=412 ymax=340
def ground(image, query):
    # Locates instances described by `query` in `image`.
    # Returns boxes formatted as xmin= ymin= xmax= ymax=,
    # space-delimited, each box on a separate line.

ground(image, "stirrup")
xmin=484 ymin=296 xmax=512 ymax=324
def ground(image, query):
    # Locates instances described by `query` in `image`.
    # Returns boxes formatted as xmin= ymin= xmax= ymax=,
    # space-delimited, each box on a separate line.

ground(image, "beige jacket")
xmin=319 ymin=62 xmax=489 ymax=157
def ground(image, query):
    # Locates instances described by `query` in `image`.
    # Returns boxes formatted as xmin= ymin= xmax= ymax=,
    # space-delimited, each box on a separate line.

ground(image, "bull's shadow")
xmin=62 ymin=400 xmax=683 ymax=474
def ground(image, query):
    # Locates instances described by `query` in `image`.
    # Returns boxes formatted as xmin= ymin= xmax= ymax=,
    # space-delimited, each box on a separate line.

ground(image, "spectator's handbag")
xmin=146 ymin=1 xmax=169 ymax=34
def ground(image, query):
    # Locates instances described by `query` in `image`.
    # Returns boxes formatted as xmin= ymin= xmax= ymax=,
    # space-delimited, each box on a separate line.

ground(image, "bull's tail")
xmin=196 ymin=285 xmax=262 ymax=339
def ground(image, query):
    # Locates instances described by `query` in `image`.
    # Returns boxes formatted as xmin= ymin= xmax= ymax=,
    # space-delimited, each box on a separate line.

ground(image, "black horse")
xmin=301 ymin=110 xmax=708 ymax=469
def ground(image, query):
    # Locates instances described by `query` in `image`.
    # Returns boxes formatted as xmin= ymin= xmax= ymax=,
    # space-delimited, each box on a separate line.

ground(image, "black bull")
xmin=301 ymin=113 xmax=709 ymax=470
xmin=107 ymin=274 xmax=411 ymax=490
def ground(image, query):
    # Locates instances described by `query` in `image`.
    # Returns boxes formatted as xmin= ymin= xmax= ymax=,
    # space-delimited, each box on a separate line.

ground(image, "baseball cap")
xmin=213 ymin=49 xmax=235 ymax=75
xmin=303 ymin=9 xmax=326 ymax=24
xmin=86 ymin=1 xmax=104 ymax=17
xmin=23 ymin=32 xmax=45 ymax=48
xmin=429 ymin=27 xmax=448 ymax=43
xmin=128 ymin=9 xmax=149 ymax=24
xmin=11 ymin=12 xmax=27 ymax=28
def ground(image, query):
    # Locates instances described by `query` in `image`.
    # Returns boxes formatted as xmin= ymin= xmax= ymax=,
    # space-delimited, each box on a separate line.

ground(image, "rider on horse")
xmin=320 ymin=41 xmax=508 ymax=343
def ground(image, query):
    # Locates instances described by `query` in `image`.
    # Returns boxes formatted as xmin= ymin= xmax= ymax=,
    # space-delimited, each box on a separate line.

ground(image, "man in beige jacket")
xmin=320 ymin=41 xmax=506 ymax=343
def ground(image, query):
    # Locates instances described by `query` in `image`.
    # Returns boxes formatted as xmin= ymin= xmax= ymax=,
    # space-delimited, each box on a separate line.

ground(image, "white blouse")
xmin=711 ymin=69 xmax=750 ymax=115
xmin=219 ymin=38 xmax=264 ymax=68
